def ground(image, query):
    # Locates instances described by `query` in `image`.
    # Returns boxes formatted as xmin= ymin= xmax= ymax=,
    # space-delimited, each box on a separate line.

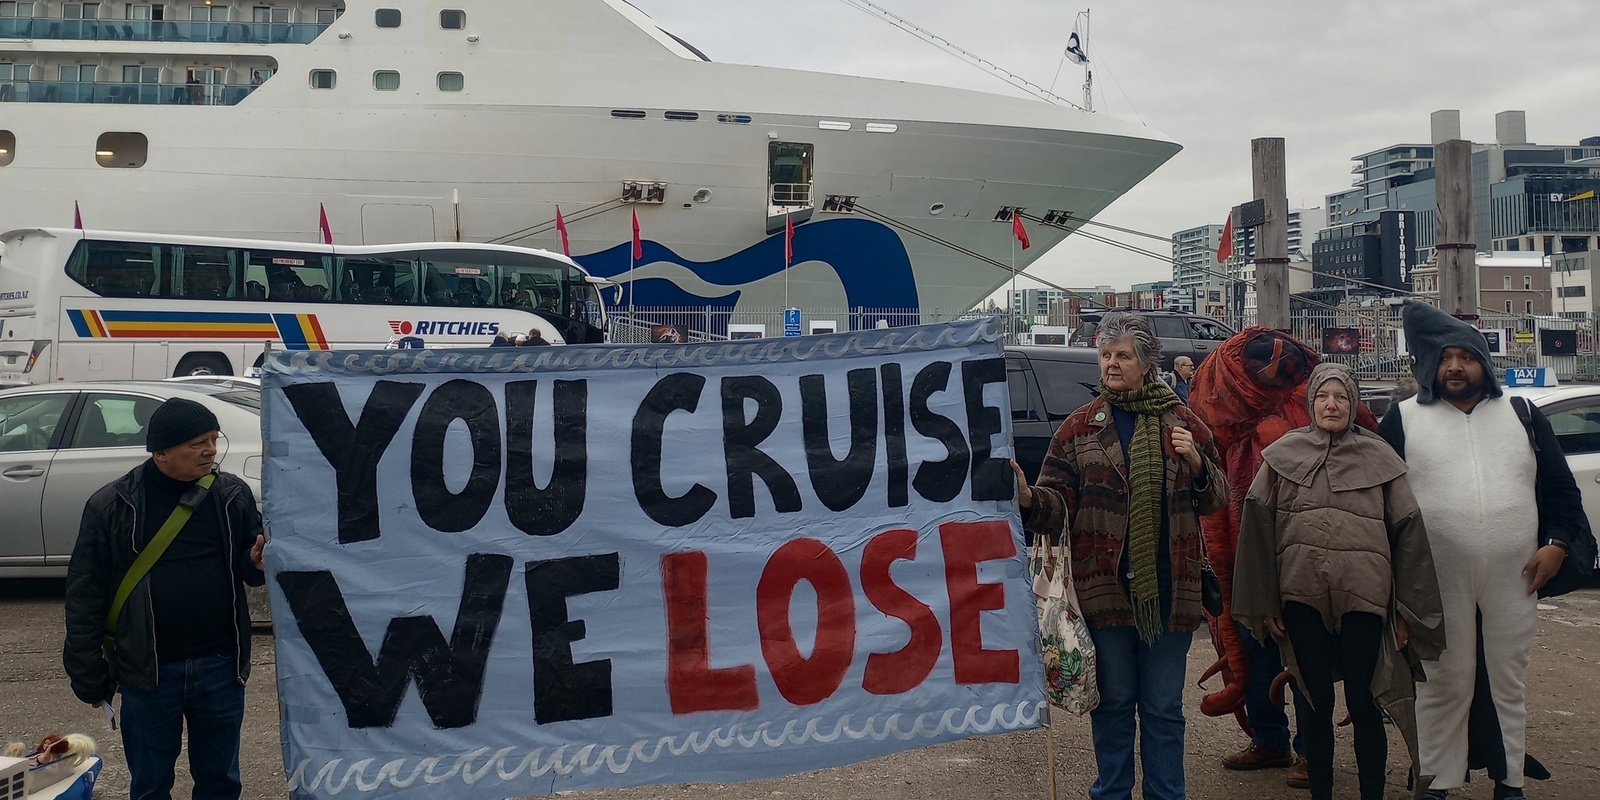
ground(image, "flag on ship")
xmin=631 ymin=208 xmax=643 ymax=260
xmin=1065 ymin=18 xmax=1089 ymax=65
xmin=555 ymin=206 xmax=571 ymax=256
xmin=785 ymin=213 xmax=796 ymax=263
xmin=318 ymin=204 xmax=333 ymax=244
xmin=1012 ymin=213 xmax=1031 ymax=250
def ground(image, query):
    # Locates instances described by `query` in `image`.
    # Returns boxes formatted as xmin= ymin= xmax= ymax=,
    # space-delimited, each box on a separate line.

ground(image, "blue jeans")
xmin=118 ymin=654 xmax=245 ymax=800
xmin=1088 ymin=625 xmax=1193 ymax=800
xmin=1238 ymin=621 xmax=1307 ymax=755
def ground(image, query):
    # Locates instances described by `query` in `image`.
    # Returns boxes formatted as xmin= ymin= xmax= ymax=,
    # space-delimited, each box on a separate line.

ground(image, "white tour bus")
xmin=0 ymin=228 xmax=611 ymax=384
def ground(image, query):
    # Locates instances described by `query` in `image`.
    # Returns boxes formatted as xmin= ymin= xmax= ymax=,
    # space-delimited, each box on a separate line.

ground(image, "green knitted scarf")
xmin=1099 ymin=378 xmax=1182 ymax=644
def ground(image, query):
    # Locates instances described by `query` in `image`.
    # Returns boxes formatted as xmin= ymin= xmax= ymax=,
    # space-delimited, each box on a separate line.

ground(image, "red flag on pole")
xmin=784 ymin=213 xmax=795 ymax=263
xmin=554 ymin=206 xmax=571 ymax=256
xmin=73 ymin=201 xmax=83 ymax=230
xmin=1011 ymin=213 xmax=1031 ymax=250
xmin=318 ymin=204 xmax=334 ymax=245
xmin=1217 ymin=214 xmax=1233 ymax=261
xmin=631 ymin=208 xmax=643 ymax=260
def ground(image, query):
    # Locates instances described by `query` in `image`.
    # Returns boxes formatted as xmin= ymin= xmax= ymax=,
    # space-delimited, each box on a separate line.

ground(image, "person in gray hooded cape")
xmin=1234 ymin=362 xmax=1446 ymax=800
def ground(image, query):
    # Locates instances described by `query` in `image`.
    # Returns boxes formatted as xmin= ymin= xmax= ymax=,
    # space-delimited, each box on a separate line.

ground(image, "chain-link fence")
xmin=605 ymin=305 xmax=1598 ymax=383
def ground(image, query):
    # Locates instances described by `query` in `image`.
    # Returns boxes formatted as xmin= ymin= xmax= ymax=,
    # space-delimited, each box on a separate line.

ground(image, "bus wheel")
xmin=174 ymin=353 xmax=232 ymax=377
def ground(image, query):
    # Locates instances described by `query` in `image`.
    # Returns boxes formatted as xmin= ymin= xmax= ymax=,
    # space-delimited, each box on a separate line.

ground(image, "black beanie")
xmin=146 ymin=397 xmax=221 ymax=452
xmin=1400 ymin=299 xmax=1501 ymax=405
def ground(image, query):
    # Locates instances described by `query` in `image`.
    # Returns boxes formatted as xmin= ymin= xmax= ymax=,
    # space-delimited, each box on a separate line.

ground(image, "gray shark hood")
xmin=1401 ymin=299 xmax=1501 ymax=404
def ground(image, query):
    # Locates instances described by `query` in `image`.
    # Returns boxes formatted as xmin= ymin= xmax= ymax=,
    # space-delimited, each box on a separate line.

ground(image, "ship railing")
xmin=0 ymin=79 xmax=257 ymax=106
xmin=768 ymin=183 xmax=813 ymax=208
xmin=0 ymin=17 xmax=328 ymax=44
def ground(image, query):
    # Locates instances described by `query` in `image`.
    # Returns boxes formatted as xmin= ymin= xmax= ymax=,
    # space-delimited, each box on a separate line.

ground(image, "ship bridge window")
xmin=373 ymin=70 xmax=399 ymax=91
xmin=439 ymin=9 xmax=463 ymax=29
xmin=309 ymin=69 xmax=335 ymax=89
xmin=96 ymin=132 xmax=147 ymax=169
xmin=436 ymin=71 xmax=462 ymax=91
xmin=0 ymin=130 xmax=14 ymax=167
xmin=374 ymin=7 xmax=399 ymax=27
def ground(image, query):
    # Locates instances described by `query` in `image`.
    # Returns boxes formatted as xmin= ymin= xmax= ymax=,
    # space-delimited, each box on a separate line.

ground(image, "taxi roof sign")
xmin=1505 ymin=367 xmax=1558 ymax=387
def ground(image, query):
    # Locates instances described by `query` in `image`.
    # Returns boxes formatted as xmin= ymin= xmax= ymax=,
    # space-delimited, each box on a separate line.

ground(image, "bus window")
xmin=243 ymin=250 xmax=331 ymax=302
xmin=500 ymin=261 xmax=567 ymax=314
xmin=340 ymin=256 xmax=416 ymax=304
xmin=419 ymin=256 xmax=494 ymax=308
xmin=171 ymin=245 xmax=238 ymax=299
xmin=68 ymin=240 xmax=164 ymax=297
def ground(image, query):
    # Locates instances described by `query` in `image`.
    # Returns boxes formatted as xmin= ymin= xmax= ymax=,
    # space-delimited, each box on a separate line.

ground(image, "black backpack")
xmin=1509 ymin=396 xmax=1599 ymax=598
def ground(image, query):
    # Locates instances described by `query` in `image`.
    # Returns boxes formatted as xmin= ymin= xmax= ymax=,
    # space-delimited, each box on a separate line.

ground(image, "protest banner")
xmin=260 ymin=319 xmax=1045 ymax=800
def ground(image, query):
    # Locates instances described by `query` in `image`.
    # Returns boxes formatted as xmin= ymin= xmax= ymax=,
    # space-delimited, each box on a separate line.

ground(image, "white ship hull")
xmin=0 ymin=0 xmax=1180 ymax=321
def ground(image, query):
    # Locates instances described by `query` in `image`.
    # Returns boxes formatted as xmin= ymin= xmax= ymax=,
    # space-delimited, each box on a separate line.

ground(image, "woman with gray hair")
xmin=1014 ymin=313 xmax=1229 ymax=800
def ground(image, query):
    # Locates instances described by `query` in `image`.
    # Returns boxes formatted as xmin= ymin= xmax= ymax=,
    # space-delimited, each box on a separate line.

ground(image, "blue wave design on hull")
xmin=574 ymin=217 xmax=919 ymax=311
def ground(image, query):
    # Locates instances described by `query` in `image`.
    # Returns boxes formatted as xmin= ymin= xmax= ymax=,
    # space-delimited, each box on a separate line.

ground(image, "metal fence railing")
xmin=603 ymin=305 xmax=1598 ymax=382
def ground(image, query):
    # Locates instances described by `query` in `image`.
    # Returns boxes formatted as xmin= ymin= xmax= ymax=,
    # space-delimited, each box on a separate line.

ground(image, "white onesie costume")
xmin=1398 ymin=395 xmax=1539 ymax=791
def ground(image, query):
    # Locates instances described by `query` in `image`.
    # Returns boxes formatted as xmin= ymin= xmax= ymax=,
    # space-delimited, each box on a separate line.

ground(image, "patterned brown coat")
xmin=1023 ymin=396 xmax=1229 ymax=633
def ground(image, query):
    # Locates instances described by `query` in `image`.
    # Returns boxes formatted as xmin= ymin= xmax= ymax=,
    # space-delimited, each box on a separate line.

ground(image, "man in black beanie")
xmin=64 ymin=396 xmax=266 ymax=800
xmin=1377 ymin=300 xmax=1593 ymax=800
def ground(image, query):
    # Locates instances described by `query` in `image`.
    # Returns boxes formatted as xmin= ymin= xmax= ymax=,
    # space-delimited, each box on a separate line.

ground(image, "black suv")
xmin=1006 ymin=345 xmax=1101 ymax=484
xmin=1070 ymin=310 xmax=1235 ymax=371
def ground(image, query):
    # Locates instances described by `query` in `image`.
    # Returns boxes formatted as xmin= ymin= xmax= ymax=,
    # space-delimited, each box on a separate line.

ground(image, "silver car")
xmin=0 ymin=381 xmax=262 ymax=578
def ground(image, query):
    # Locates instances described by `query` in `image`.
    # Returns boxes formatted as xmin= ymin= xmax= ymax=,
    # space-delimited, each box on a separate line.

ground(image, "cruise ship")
xmin=0 ymin=0 xmax=1181 ymax=321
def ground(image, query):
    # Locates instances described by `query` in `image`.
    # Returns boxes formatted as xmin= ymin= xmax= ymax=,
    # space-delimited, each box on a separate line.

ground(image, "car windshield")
xmin=212 ymin=389 xmax=261 ymax=412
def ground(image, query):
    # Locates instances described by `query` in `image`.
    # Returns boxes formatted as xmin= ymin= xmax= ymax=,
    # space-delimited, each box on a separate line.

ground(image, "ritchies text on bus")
xmin=388 ymin=320 xmax=501 ymax=337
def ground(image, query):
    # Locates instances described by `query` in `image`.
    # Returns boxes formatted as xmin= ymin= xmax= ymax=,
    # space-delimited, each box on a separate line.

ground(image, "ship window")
xmin=439 ymin=9 xmax=463 ymax=29
xmin=0 ymin=3 xmax=35 ymax=18
xmin=62 ymin=2 xmax=100 ymax=19
xmin=373 ymin=7 xmax=399 ymax=27
xmin=436 ymin=71 xmax=462 ymax=92
xmin=252 ymin=6 xmax=289 ymax=23
xmin=0 ymin=131 xmax=14 ymax=167
xmin=314 ymin=7 xmax=337 ymax=24
xmin=716 ymin=113 xmax=752 ymax=124
xmin=95 ymin=132 xmax=147 ymax=169
xmin=610 ymin=109 xmax=646 ymax=119
xmin=309 ymin=69 xmax=335 ymax=89
xmin=59 ymin=65 xmax=96 ymax=82
xmin=373 ymin=70 xmax=399 ymax=91
xmin=664 ymin=110 xmax=698 ymax=122
xmin=122 ymin=65 xmax=159 ymax=83
xmin=189 ymin=4 xmax=227 ymax=21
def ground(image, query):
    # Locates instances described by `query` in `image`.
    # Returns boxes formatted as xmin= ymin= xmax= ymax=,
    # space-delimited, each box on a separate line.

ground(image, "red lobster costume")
xmin=1187 ymin=328 xmax=1377 ymax=732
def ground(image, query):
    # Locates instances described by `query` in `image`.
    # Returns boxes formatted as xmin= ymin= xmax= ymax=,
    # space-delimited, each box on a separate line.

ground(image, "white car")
xmin=1505 ymin=384 xmax=1600 ymax=568
xmin=0 ymin=381 xmax=262 ymax=577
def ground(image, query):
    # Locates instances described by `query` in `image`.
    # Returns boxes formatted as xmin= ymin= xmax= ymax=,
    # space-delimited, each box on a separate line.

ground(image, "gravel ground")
xmin=4 ymin=579 xmax=1597 ymax=800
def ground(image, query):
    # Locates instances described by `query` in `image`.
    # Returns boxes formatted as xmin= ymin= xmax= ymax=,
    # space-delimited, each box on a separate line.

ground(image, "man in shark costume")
xmin=1378 ymin=300 xmax=1592 ymax=800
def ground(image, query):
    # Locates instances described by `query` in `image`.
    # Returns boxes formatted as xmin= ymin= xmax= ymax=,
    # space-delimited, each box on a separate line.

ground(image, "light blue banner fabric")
xmin=261 ymin=319 xmax=1044 ymax=800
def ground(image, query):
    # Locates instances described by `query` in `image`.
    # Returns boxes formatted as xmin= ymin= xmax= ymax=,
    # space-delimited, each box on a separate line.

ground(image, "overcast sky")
xmin=634 ymin=0 xmax=1600 ymax=295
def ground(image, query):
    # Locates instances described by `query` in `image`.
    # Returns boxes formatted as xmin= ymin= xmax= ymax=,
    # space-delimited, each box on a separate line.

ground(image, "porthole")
xmin=439 ymin=9 xmax=464 ymax=29
xmin=96 ymin=132 xmax=148 ymax=169
xmin=437 ymin=71 xmax=463 ymax=92
xmin=929 ymin=203 xmax=945 ymax=216
xmin=0 ymin=130 xmax=14 ymax=167
xmin=374 ymin=8 xmax=400 ymax=27
xmin=373 ymin=70 xmax=400 ymax=91
xmin=610 ymin=109 xmax=646 ymax=119
xmin=664 ymin=110 xmax=699 ymax=122
xmin=309 ymin=69 xmax=336 ymax=89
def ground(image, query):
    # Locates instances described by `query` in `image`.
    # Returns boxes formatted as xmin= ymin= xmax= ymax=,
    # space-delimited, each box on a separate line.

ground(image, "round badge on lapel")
xmin=1094 ymin=411 xmax=1106 ymax=423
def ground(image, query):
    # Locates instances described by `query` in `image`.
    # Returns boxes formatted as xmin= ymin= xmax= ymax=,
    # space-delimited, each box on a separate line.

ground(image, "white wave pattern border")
xmin=286 ymin=700 xmax=1044 ymax=796
xmin=262 ymin=319 xmax=1000 ymax=378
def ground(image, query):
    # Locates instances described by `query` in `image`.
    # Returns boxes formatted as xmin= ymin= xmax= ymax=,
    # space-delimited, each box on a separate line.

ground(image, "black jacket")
xmin=62 ymin=464 xmax=265 ymax=703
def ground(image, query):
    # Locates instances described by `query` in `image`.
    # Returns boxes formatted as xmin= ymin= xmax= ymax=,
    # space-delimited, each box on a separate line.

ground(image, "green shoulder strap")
xmin=103 ymin=472 xmax=216 ymax=651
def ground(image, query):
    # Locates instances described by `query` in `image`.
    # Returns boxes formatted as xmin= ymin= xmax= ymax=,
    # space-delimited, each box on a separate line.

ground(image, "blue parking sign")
xmin=784 ymin=308 xmax=802 ymax=337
